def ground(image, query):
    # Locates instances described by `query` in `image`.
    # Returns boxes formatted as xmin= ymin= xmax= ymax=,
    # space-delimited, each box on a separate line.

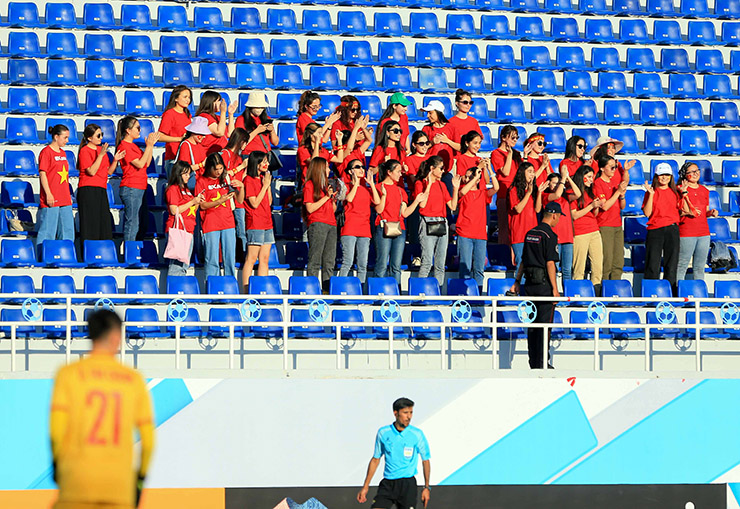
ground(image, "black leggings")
xmin=644 ymin=223 xmax=680 ymax=294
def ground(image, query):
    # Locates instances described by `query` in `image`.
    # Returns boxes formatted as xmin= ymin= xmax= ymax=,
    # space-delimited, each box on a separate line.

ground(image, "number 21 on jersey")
xmin=86 ymin=390 xmax=122 ymax=446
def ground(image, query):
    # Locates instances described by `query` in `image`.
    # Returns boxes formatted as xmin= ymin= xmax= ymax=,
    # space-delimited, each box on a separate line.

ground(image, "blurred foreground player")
xmin=50 ymin=310 xmax=154 ymax=509
xmin=357 ymin=398 xmax=431 ymax=509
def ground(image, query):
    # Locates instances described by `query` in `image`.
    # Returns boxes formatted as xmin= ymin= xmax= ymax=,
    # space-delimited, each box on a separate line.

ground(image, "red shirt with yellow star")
xmin=195 ymin=176 xmax=235 ymax=233
xmin=165 ymin=184 xmax=197 ymax=233
xmin=38 ymin=146 xmax=72 ymax=208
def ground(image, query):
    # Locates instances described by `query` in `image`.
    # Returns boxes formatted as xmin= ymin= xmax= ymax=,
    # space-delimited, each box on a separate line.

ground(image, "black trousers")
xmin=523 ymin=283 xmax=555 ymax=369
xmin=644 ymin=223 xmax=680 ymax=294
xmin=77 ymin=186 xmax=113 ymax=243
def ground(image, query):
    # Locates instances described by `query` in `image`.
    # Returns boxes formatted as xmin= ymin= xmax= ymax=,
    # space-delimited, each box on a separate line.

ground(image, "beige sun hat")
xmin=590 ymin=136 xmax=624 ymax=159
xmin=243 ymin=92 xmax=270 ymax=109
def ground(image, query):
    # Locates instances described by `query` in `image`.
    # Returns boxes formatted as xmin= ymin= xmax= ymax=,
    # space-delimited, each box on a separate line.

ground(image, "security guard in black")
xmin=510 ymin=202 xmax=563 ymax=369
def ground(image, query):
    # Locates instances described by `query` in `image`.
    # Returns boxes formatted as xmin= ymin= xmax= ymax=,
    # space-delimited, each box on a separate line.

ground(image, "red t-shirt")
xmin=117 ymin=140 xmax=147 ymax=190
xmin=331 ymin=119 xmax=354 ymax=146
xmin=337 ymin=147 xmax=366 ymax=179
xmin=529 ymin=155 xmax=553 ymax=187
xmin=165 ymin=184 xmax=197 ymax=233
xmin=195 ymin=176 xmax=235 ymax=233
xmin=422 ymin=123 xmax=457 ymax=170
xmin=376 ymin=182 xmax=408 ymax=230
xmin=679 ymin=185 xmax=710 ymax=237
xmin=491 ymin=148 xmax=518 ymax=199
xmin=78 ymin=145 xmax=108 ymax=189
xmin=404 ymin=153 xmax=429 ymax=190
xmin=369 ymin=144 xmax=406 ymax=168
xmin=38 ymin=146 xmax=72 ymax=208
xmin=236 ymin=114 xmax=274 ymax=156
xmin=198 ymin=112 xmax=228 ymax=155
xmin=378 ymin=116 xmax=411 ymax=148
xmin=159 ymin=108 xmax=191 ymax=161
xmin=222 ymin=150 xmax=245 ymax=210
xmin=303 ymin=180 xmax=336 ymax=226
xmin=508 ymin=187 xmax=538 ymax=244
xmin=571 ymin=193 xmax=600 ymax=236
xmin=297 ymin=146 xmax=333 ymax=180
xmin=455 ymin=153 xmax=481 ymax=177
xmin=296 ymin=112 xmax=314 ymax=141
xmin=448 ymin=115 xmax=482 ymax=142
xmin=176 ymin=140 xmax=208 ymax=171
xmin=415 ymin=180 xmax=451 ymax=218
xmin=590 ymin=159 xmax=625 ymax=182
xmin=559 ymin=158 xmax=584 ymax=177
xmin=342 ymin=181 xmax=372 ymax=238
xmin=593 ymin=174 xmax=622 ymax=228
xmin=457 ymin=187 xmax=490 ymax=240
xmin=244 ymin=175 xmax=273 ymax=230
xmin=546 ymin=192 xmax=574 ymax=244
xmin=643 ymin=187 xmax=681 ymax=230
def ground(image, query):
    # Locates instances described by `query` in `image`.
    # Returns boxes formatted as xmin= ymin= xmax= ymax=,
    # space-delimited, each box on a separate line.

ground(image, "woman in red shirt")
xmin=508 ymin=162 xmax=545 ymax=267
xmin=523 ymin=132 xmax=553 ymax=186
xmin=369 ymin=120 xmax=406 ymax=174
xmin=297 ymin=91 xmax=327 ymax=142
xmin=544 ymin=172 xmax=580 ymax=281
xmin=220 ymin=128 xmax=250 ymax=254
xmin=338 ymin=160 xmax=381 ymax=283
xmin=158 ymin=85 xmax=192 ymax=177
xmin=593 ymin=155 xmax=628 ymax=281
xmin=677 ymin=162 xmax=718 ymax=283
xmin=415 ymin=156 xmax=460 ymax=286
xmin=176 ymin=116 xmax=211 ymax=186
xmin=642 ymin=164 xmax=682 ymax=295
xmin=490 ymin=125 xmax=522 ymax=246
xmin=589 ymin=136 xmax=634 ymax=185
xmin=165 ymin=161 xmax=204 ymax=276
xmin=77 ymin=123 xmax=125 ymax=243
xmin=303 ymin=157 xmax=338 ymax=291
xmin=335 ymin=118 xmax=372 ymax=182
xmin=420 ymin=100 xmax=460 ymax=171
xmin=449 ymin=89 xmax=482 ymax=144
xmin=37 ymin=124 xmax=74 ymax=246
xmin=457 ymin=162 xmax=498 ymax=289
xmin=195 ymin=91 xmax=237 ymax=155
xmin=559 ymin=136 xmax=587 ymax=177
xmin=242 ymin=151 xmax=274 ymax=291
xmin=570 ymin=165 xmax=604 ymax=291
xmin=197 ymin=152 xmax=245 ymax=279
xmin=115 ymin=116 xmax=160 ymax=242
xmin=377 ymin=92 xmax=412 ymax=153
xmin=331 ymin=95 xmax=361 ymax=150
xmin=297 ymin=123 xmax=346 ymax=184
xmin=374 ymin=159 xmax=427 ymax=283
xmin=235 ymin=92 xmax=279 ymax=157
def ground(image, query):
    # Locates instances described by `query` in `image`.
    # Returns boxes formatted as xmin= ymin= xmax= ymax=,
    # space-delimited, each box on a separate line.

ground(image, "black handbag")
xmin=259 ymin=130 xmax=283 ymax=173
xmin=425 ymin=219 xmax=446 ymax=237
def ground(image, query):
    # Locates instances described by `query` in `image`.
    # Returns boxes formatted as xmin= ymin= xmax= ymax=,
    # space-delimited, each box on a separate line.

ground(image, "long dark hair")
xmin=460 ymin=130 xmax=482 ymax=154
xmin=115 ymin=116 xmax=137 ymax=147
xmin=416 ymin=155 xmax=444 ymax=182
xmin=306 ymin=157 xmax=329 ymax=202
xmin=246 ymin=151 xmax=268 ymax=178
xmin=499 ymin=125 xmax=522 ymax=165
xmin=337 ymin=95 xmax=359 ymax=128
xmin=595 ymin=155 xmax=615 ymax=180
xmin=167 ymin=160 xmax=191 ymax=190
xmin=592 ymin=143 xmax=610 ymax=163
xmin=194 ymin=91 xmax=222 ymax=117
xmin=202 ymin=152 xmax=227 ymax=185
xmin=298 ymin=91 xmax=321 ymax=114
xmin=650 ymin=172 xmax=678 ymax=194
xmin=78 ymin=124 xmax=100 ymax=168
xmin=511 ymin=161 xmax=537 ymax=201
xmin=241 ymin=107 xmax=270 ymax=134
xmin=564 ymin=136 xmax=586 ymax=161
xmin=164 ymin=85 xmax=192 ymax=116
xmin=376 ymin=120 xmax=403 ymax=156
xmin=572 ymin=165 xmax=596 ymax=208
xmin=224 ymin=127 xmax=249 ymax=154
xmin=410 ymin=130 xmax=430 ymax=155
xmin=379 ymin=159 xmax=401 ymax=182
xmin=301 ymin=122 xmax=320 ymax=149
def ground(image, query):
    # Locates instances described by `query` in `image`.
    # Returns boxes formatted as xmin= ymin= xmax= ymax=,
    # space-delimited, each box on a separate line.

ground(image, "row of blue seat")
xmin=4 ymin=3 xmax=737 ymax=35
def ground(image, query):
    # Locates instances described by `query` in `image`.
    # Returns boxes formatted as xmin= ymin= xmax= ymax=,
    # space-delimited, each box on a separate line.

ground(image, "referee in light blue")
xmin=357 ymin=398 xmax=431 ymax=509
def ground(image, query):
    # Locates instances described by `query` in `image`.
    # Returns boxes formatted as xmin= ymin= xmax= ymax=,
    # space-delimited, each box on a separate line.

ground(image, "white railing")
xmin=0 ymin=292 xmax=737 ymax=372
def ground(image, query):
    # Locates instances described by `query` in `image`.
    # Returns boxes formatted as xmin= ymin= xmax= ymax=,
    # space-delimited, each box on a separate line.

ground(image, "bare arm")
xmin=357 ymin=457 xmax=381 ymax=504
xmin=571 ymin=200 xmax=598 ymax=220
xmin=305 ymin=195 xmax=332 ymax=214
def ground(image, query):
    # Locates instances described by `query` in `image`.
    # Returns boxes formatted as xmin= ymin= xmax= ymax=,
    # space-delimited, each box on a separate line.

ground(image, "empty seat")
xmin=551 ymin=18 xmax=584 ymax=42
xmin=481 ymin=16 xmax=513 ymax=40
xmin=585 ymin=19 xmax=616 ymax=43
xmin=683 ymin=311 xmax=728 ymax=339
xmin=302 ymin=9 xmax=334 ymax=35
xmin=492 ymin=70 xmax=523 ymax=94
xmin=556 ymin=47 xmax=587 ymax=71
xmin=569 ymin=100 xmax=600 ymax=124
xmin=418 ymin=68 xmax=453 ymax=93
xmin=644 ymin=129 xmax=677 ymax=154
xmin=634 ymin=73 xmax=667 ymax=98
xmin=273 ymin=65 xmax=306 ymax=90
xmin=207 ymin=308 xmax=248 ymax=338
xmin=231 ymin=7 xmax=263 ymax=32
xmin=332 ymin=309 xmax=373 ymax=339
xmin=121 ymin=4 xmax=155 ymax=30
xmin=496 ymin=98 xmax=527 ymax=123
xmin=3 ymin=150 xmax=37 ymax=176
xmin=608 ymin=311 xmax=642 ymax=340
xmin=85 ymin=90 xmax=118 ymax=116
xmin=408 ymin=277 xmax=441 ymax=303
xmin=641 ymin=279 xmax=672 ymax=300
xmin=337 ymin=11 xmax=370 ymax=36
xmin=309 ymin=67 xmax=341 ymax=91
xmin=447 ymin=14 xmax=477 ymax=38
xmin=603 ymin=280 xmax=634 ymax=305
xmin=704 ymin=75 xmax=734 ymax=100
xmin=45 ymin=3 xmax=78 ymax=29
xmin=521 ymin=46 xmax=555 ymax=70
xmin=267 ymin=9 xmax=300 ymax=34
xmin=41 ymin=275 xmax=76 ymax=303
xmin=124 ymin=240 xmax=162 ymax=268
xmin=717 ymin=130 xmax=740 ymax=155
xmin=681 ymin=0 xmax=710 ymax=16
xmin=563 ymin=72 xmax=594 ymax=96
xmin=711 ymin=103 xmax=740 ymax=127
xmin=605 ymin=100 xmax=636 ymax=124
xmin=84 ymin=60 xmax=118 ymax=86
xmin=289 ymin=309 xmax=331 ymax=339
xmin=531 ymin=99 xmax=561 ymax=123
xmin=83 ymin=3 xmax=116 ymax=30
xmin=83 ymin=240 xmax=124 ymax=267
xmin=163 ymin=62 xmax=195 ymax=88
xmin=411 ymin=310 xmax=444 ymax=340
xmin=7 ymin=59 xmax=43 ymax=86
xmin=451 ymin=44 xmax=482 ymax=68
xmin=41 ymin=240 xmax=83 ymax=268
xmin=598 ymin=73 xmax=628 ymax=98
xmin=410 ymin=12 xmax=441 ymax=37
xmin=1 ymin=181 xmax=35 ymax=207
xmin=193 ymin=7 xmax=226 ymax=31
xmin=329 ymin=276 xmax=363 ymax=303
xmin=84 ymin=275 xmax=118 ymax=303
xmin=374 ymin=12 xmax=404 ymax=36
xmin=1 ymin=239 xmax=38 ymax=267
xmin=8 ymin=2 xmax=43 ymax=28
xmin=654 ymin=20 xmax=682 ymax=45
xmin=248 ymin=275 xmax=282 ymax=303
xmin=157 ymin=5 xmax=189 ymax=31
xmin=515 ymin=17 xmax=545 ymax=41
xmin=8 ymin=32 xmax=43 ymax=58
xmin=620 ymin=19 xmax=649 ymax=44
xmin=456 ymin=69 xmax=488 ymax=94
xmin=680 ymin=130 xmax=713 ymax=155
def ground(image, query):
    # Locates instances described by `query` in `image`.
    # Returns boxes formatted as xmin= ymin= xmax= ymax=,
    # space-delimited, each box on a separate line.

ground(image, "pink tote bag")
xmin=164 ymin=213 xmax=193 ymax=264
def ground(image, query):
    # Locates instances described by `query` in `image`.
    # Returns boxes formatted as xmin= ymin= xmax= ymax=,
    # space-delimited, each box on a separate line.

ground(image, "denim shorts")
xmin=247 ymin=228 xmax=275 ymax=246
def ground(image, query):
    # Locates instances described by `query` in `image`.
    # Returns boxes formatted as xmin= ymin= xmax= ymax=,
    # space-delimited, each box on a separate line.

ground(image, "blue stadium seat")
xmin=717 ymin=130 xmax=740 ymax=155
xmin=598 ymin=72 xmax=628 ymax=98
xmin=85 ymin=60 xmax=118 ymax=86
xmin=551 ymin=18 xmax=585 ymax=42
xmin=1 ymin=308 xmax=38 ymax=338
xmin=1 ymin=274 xmax=34 ymax=304
xmin=121 ymin=35 xmax=155 ymax=61
xmin=634 ymin=73 xmax=667 ymax=98
xmin=200 ymin=63 xmax=233 ymax=88
xmin=2 ymin=117 xmax=40 ymax=145
xmin=510 ymin=0 xmax=543 ymax=11
xmin=274 ymin=94 xmax=301 ymax=120
xmin=704 ymin=75 xmax=734 ymax=100
xmin=45 ymin=32 xmax=79 ymax=60
xmin=579 ymin=0 xmax=606 ymax=12
xmin=662 ymin=49 xmax=691 ymax=73
xmin=608 ymin=311 xmax=642 ymax=339
xmin=555 ymin=47 xmax=587 ymax=71
xmin=85 ymin=90 xmax=118 ymax=116
xmin=486 ymin=278 xmax=517 ymax=305
xmin=273 ymin=65 xmax=306 ymax=90
xmin=276 ymin=123 xmax=298 ymax=149
xmin=456 ymin=69 xmax=488 ymax=94
xmin=41 ymin=275 xmax=75 ymax=304
xmin=3 ymin=150 xmax=37 ymax=176
xmin=383 ymin=68 xmax=417 ymax=93
xmin=627 ymin=160 xmax=646 ymax=185
xmin=309 ymin=67 xmax=341 ymax=91
xmin=451 ymin=44 xmax=481 ymax=68
xmin=711 ymin=103 xmax=740 ymax=127
xmin=590 ymin=47 xmax=621 ymax=72
xmin=7 ymin=2 xmax=43 ymax=28
xmin=83 ymin=3 xmax=117 ymax=30
xmin=124 ymin=91 xmax=159 ymax=118
xmin=722 ymin=22 xmax=740 ymax=45
xmin=411 ymin=310 xmax=444 ymax=340
xmin=481 ymin=16 xmax=513 ymax=40
xmin=644 ymin=311 xmax=678 ymax=339
xmin=248 ymin=275 xmax=282 ymax=304
xmin=124 ymin=240 xmax=162 ymax=268
xmin=160 ymin=36 xmax=195 ymax=61
xmin=709 ymin=217 xmax=735 ymax=243
xmin=537 ymin=126 xmax=566 ymax=152
xmin=41 ymin=240 xmax=83 ymax=268
xmin=163 ymin=62 xmax=195 ymax=88
xmin=123 ymin=61 xmax=160 ymax=88
xmin=683 ymin=311 xmax=728 ymax=339
xmin=83 ymin=275 xmax=118 ymax=303
xmin=196 ymin=37 xmax=229 ymax=62
xmin=342 ymin=40 xmax=373 ymax=66
xmin=495 ymin=310 xmax=526 ymax=340
xmin=337 ymin=11 xmax=370 ymax=36
xmin=678 ymin=280 xmax=709 ymax=306
xmin=515 ymin=17 xmax=546 ymax=41
xmin=675 ymin=101 xmax=708 ymax=127
xmin=235 ymin=63 xmax=267 ymax=89
xmin=644 ymin=129 xmax=677 ymax=154
xmin=641 ymin=279 xmax=673 ymax=300
xmin=267 ymin=9 xmax=300 ymax=34
xmin=447 ymin=278 xmax=479 ymax=297
xmin=332 ymin=309 xmax=374 ymax=339
xmin=234 ymin=39 xmax=268 ymax=64
xmin=681 ymin=0 xmax=710 ymax=16
xmin=84 ymin=240 xmax=124 ymax=268
xmin=408 ymin=277 xmax=441 ymax=304
xmin=166 ymin=308 xmax=202 ymax=338
xmin=564 ymin=280 xmax=595 ymax=306
xmin=654 ymin=20 xmax=682 ymax=45
xmin=125 ymin=275 xmax=161 ymax=304
xmin=374 ymin=12 xmax=404 ymax=36
xmin=626 ymin=48 xmax=657 ymax=72
xmin=414 ymin=43 xmax=448 ymax=68
xmin=42 ymin=309 xmax=84 ymax=338
xmin=247 ymin=308 xmax=283 ymax=339
xmin=619 ymin=19 xmax=649 ymax=44
xmin=7 ymin=32 xmax=43 ymax=58
xmin=622 ymin=189 xmax=645 ymax=215
xmin=302 ymin=9 xmax=335 ymax=35
xmin=521 ymin=46 xmax=555 ymax=70
xmin=330 ymin=276 xmax=363 ymax=304
xmin=688 ymin=21 xmax=717 ymax=45
xmin=486 ymin=44 xmax=517 ymax=70
xmin=569 ymin=100 xmax=600 ymax=124
xmin=563 ymin=72 xmax=595 ymax=97
xmin=288 ymin=275 xmax=321 ymax=303
xmin=640 ymin=101 xmax=670 ymax=126
xmin=409 ymin=12 xmax=441 ymax=37
xmin=207 ymin=308 xmax=248 ymax=339
xmin=648 ymin=0 xmax=676 ymax=14
xmin=492 ymin=69 xmax=523 ymax=94
xmin=680 ymin=130 xmax=714 ymax=155
xmin=7 ymin=59 xmax=43 ymax=86
xmin=270 ymin=39 xmax=304 ymax=65
xmin=605 ymin=100 xmax=637 ymax=125
xmin=156 ymin=5 xmax=189 ymax=31
xmin=121 ymin=5 xmax=155 ymax=30
xmin=496 ymin=98 xmax=527 ymax=123
xmin=45 ymin=3 xmax=78 ymax=29
xmin=585 ymin=19 xmax=616 ymax=43
xmin=447 ymin=14 xmax=477 ymax=39
xmin=371 ymin=309 xmax=408 ymax=340
xmin=723 ymin=161 xmax=740 ymax=186
xmin=0 ymin=181 xmax=34 ymax=207
xmin=696 ymin=50 xmax=726 ymax=74
xmin=418 ymin=68 xmax=454 ymax=93
xmin=603 ymin=280 xmax=634 ymax=305
xmin=289 ymin=309 xmax=331 ymax=339
xmin=231 ymin=7 xmax=264 ymax=33
xmin=716 ymin=0 xmax=740 ymax=16
xmin=531 ymin=99 xmax=561 ymax=123
xmin=1 ymin=239 xmax=38 ymax=267
xmin=306 ymin=40 xmax=341 ymax=66
xmin=84 ymin=33 xmax=116 ymax=60
xmin=624 ymin=216 xmax=648 ymax=243
xmin=281 ymin=212 xmax=303 ymax=239
xmin=193 ymin=7 xmax=227 ymax=32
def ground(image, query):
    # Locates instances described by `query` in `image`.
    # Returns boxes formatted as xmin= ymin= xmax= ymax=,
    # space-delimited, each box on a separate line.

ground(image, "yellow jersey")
xmin=50 ymin=353 xmax=154 ymax=508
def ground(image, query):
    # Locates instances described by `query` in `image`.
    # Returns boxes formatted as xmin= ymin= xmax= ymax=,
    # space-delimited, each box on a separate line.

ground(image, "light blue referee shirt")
xmin=373 ymin=423 xmax=431 ymax=480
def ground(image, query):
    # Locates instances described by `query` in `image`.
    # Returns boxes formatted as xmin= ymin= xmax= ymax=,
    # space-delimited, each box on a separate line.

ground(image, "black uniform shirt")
xmin=521 ymin=222 xmax=559 ymax=270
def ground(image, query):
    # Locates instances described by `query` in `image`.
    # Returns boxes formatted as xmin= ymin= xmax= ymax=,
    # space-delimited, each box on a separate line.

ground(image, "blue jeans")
xmin=119 ymin=186 xmax=146 ymax=242
xmin=374 ymin=225 xmax=406 ymax=284
xmin=677 ymin=235 xmax=711 ymax=281
xmin=458 ymin=236 xmax=486 ymax=287
xmin=234 ymin=208 xmax=247 ymax=252
xmin=419 ymin=216 xmax=448 ymax=287
xmin=167 ymin=234 xmax=194 ymax=276
xmin=558 ymin=242 xmax=573 ymax=281
xmin=204 ymin=228 xmax=237 ymax=278
xmin=36 ymin=205 xmax=74 ymax=246
xmin=339 ymin=235 xmax=370 ymax=283
xmin=512 ymin=242 xmax=524 ymax=270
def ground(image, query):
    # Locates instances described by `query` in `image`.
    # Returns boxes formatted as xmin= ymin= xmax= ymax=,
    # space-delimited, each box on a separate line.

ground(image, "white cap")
xmin=420 ymin=100 xmax=446 ymax=114
xmin=654 ymin=162 xmax=673 ymax=176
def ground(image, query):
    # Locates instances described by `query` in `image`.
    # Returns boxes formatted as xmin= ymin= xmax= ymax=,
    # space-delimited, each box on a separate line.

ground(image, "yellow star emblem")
xmin=187 ymin=204 xmax=198 ymax=217
xmin=59 ymin=165 xmax=69 ymax=184
xmin=211 ymin=191 xmax=229 ymax=208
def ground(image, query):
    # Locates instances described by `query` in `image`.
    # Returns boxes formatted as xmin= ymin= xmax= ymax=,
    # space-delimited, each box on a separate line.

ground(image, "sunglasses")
xmin=133 ymin=125 xmax=141 ymax=131
xmin=349 ymin=165 xmax=364 ymax=171
xmin=95 ymin=132 xmax=103 ymax=138
xmin=687 ymin=169 xmax=700 ymax=174
xmin=308 ymin=104 xmax=321 ymax=111
xmin=389 ymin=128 xmax=402 ymax=134
xmin=416 ymin=141 xmax=431 ymax=146
xmin=350 ymin=107 xmax=361 ymax=113
xmin=577 ymin=143 xmax=587 ymax=149
xmin=510 ymin=136 xmax=519 ymax=141
xmin=458 ymin=100 xmax=474 ymax=105
xmin=536 ymin=140 xmax=546 ymax=147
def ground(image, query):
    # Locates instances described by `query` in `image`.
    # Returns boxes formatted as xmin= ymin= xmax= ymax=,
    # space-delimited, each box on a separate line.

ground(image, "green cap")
xmin=389 ymin=92 xmax=412 ymax=107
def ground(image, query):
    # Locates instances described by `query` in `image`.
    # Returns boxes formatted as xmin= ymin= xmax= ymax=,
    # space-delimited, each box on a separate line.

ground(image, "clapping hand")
xmin=113 ymin=150 xmax=126 ymax=162
xmin=145 ymin=132 xmax=160 ymax=147
xmin=228 ymin=100 xmax=238 ymax=116
xmin=451 ymin=174 xmax=461 ymax=188
xmin=643 ymin=183 xmax=655 ymax=195
xmin=538 ymin=181 xmax=549 ymax=193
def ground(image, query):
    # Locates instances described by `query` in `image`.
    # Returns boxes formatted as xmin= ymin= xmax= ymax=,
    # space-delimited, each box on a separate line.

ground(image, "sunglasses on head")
xmin=577 ymin=143 xmax=586 ymax=149
xmin=389 ymin=128 xmax=402 ymax=134
xmin=458 ymin=100 xmax=474 ymax=105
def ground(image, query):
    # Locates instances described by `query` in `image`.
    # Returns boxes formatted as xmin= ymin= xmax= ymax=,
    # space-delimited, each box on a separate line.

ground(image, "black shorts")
xmin=372 ymin=477 xmax=418 ymax=509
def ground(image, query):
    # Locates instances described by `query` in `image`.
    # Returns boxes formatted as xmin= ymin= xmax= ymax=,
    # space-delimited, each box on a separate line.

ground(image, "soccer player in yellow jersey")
xmin=50 ymin=309 xmax=155 ymax=509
